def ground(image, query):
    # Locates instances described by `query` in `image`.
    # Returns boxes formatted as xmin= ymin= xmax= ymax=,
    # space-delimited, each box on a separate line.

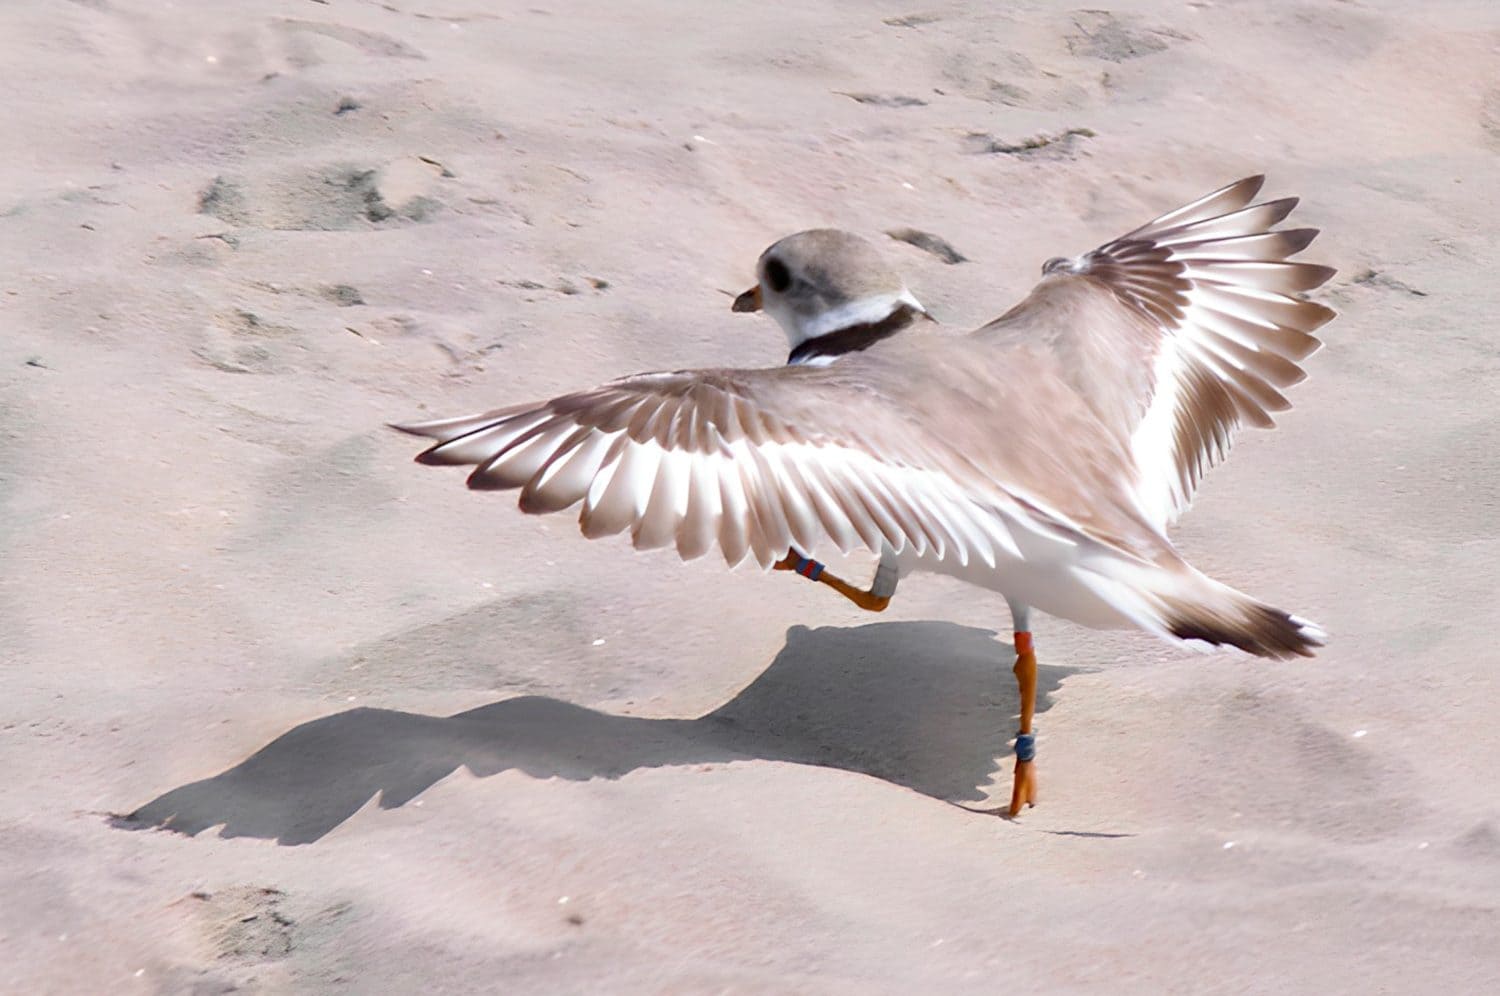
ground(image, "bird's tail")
xmin=1073 ymin=555 xmax=1324 ymax=659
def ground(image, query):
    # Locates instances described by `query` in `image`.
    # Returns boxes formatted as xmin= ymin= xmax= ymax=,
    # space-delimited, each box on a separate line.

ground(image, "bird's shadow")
xmin=115 ymin=621 xmax=1075 ymax=845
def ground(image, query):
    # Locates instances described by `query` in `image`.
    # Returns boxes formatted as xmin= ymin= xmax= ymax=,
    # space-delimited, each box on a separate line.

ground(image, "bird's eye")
xmin=764 ymin=258 xmax=791 ymax=293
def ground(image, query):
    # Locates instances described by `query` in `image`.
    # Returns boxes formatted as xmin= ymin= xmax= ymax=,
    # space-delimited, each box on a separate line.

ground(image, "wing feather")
xmin=395 ymin=361 xmax=1103 ymax=571
xmin=675 ymin=452 xmax=721 ymax=560
xmin=715 ymin=455 xmax=752 ymax=566
xmin=993 ymin=176 xmax=1336 ymax=529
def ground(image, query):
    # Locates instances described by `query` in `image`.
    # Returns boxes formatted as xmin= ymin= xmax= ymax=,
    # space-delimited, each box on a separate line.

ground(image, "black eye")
xmin=764 ymin=258 xmax=791 ymax=293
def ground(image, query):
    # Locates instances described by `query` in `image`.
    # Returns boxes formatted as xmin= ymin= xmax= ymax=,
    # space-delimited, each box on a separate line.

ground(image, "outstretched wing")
xmin=986 ymin=176 xmax=1337 ymax=530
xmin=394 ymin=365 xmax=1092 ymax=571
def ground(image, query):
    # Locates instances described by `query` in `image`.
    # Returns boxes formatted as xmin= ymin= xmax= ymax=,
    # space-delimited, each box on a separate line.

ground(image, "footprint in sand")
xmin=192 ymin=308 xmax=300 ymax=375
xmin=197 ymin=158 xmax=447 ymax=233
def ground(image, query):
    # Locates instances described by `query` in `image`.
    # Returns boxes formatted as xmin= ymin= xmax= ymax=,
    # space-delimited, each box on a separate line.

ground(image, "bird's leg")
xmin=773 ymin=545 xmax=899 ymax=612
xmin=1009 ymin=630 xmax=1039 ymax=815
xmin=1007 ymin=599 xmax=1038 ymax=816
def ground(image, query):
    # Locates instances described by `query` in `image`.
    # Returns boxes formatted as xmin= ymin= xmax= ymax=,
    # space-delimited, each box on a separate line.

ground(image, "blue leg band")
xmin=794 ymin=557 xmax=824 ymax=581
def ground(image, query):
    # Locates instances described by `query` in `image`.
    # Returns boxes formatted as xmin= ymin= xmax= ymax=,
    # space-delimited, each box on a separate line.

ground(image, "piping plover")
xmin=396 ymin=175 xmax=1334 ymax=816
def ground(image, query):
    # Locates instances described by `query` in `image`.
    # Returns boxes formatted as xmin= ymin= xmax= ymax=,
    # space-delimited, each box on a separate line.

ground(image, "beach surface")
xmin=3 ymin=0 xmax=1499 ymax=991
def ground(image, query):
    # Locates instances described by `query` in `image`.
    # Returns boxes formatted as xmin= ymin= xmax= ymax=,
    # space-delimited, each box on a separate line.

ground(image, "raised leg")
xmin=774 ymin=544 xmax=900 ymax=612
xmin=1007 ymin=599 xmax=1038 ymax=817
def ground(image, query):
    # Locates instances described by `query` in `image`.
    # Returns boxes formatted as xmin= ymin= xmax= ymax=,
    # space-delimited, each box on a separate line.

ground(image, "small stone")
xmin=838 ymin=92 xmax=928 ymax=108
xmin=323 ymin=284 xmax=365 ymax=307
xmin=887 ymin=228 xmax=968 ymax=264
xmin=884 ymin=13 xmax=941 ymax=28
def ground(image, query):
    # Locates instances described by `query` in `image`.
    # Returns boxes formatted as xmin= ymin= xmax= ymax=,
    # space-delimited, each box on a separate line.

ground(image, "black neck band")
xmin=787 ymin=303 xmax=923 ymax=365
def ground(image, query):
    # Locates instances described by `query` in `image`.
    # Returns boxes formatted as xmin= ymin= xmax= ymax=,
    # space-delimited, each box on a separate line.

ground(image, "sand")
xmin=3 ymin=0 xmax=1499 ymax=992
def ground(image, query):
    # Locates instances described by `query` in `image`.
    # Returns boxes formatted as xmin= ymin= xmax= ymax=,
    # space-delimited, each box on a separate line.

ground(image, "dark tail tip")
xmin=1168 ymin=603 xmax=1324 ymax=659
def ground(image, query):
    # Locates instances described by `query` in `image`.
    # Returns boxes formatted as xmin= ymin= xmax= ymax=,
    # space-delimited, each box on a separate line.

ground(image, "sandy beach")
xmin=3 ymin=0 xmax=1499 ymax=991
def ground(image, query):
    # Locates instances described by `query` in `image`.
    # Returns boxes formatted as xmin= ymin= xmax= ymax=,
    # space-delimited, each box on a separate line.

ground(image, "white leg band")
xmin=870 ymin=544 xmax=901 ymax=598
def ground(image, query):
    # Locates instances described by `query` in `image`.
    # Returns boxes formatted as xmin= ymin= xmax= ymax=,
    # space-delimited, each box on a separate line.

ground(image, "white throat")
xmin=768 ymin=288 xmax=926 ymax=352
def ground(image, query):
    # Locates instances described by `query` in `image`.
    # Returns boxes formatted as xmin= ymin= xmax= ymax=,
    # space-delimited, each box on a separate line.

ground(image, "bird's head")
xmin=732 ymin=229 xmax=929 ymax=364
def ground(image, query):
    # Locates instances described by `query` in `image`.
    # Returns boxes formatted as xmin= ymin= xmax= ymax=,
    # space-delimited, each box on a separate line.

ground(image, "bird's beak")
xmin=731 ymin=285 xmax=762 ymax=313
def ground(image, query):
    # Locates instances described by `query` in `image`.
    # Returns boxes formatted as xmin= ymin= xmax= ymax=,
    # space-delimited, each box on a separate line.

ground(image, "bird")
xmin=394 ymin=175 xmax=1335 ymax=817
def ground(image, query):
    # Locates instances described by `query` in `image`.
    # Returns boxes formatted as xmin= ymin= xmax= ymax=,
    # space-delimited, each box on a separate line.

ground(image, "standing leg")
xmin=1006 ymin=598 xmax=1038 ymax=816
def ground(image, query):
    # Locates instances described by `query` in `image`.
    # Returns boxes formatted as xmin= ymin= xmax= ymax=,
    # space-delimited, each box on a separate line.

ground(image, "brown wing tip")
xmin=1236 ymin=174 xmax=1268 ymax=200
xmin=517 ymin=490 xmax=579 ymax=515
xmin=1263 ymin=196 xmax=1300 ymax=225
xmin=465 ymin=466 xmax=515 ymax=491
xmin=1297 ymin=264 xmax=1338 ymax=293
xmin=1302 ymin=301 xmax=1338 ymax=332
xmin=1278 ymin=228 xmax=1320 ymax=257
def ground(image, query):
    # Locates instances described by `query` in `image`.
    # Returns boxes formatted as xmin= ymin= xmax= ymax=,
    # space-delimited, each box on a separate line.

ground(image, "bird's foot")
xmin=1008 ymin=736 xmax=1037 ymax=817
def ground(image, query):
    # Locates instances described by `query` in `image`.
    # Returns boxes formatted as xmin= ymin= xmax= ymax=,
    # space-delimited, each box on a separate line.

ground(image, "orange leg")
xmin=773 ymin=553 xmax=892 ymax=612
xmin=1008 ymin=630 xmax=1038 ymax=817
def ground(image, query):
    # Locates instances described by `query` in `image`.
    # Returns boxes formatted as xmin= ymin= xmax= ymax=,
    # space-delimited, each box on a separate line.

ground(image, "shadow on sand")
xmin=116 ymin=621 xmax=1075 ymax=844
